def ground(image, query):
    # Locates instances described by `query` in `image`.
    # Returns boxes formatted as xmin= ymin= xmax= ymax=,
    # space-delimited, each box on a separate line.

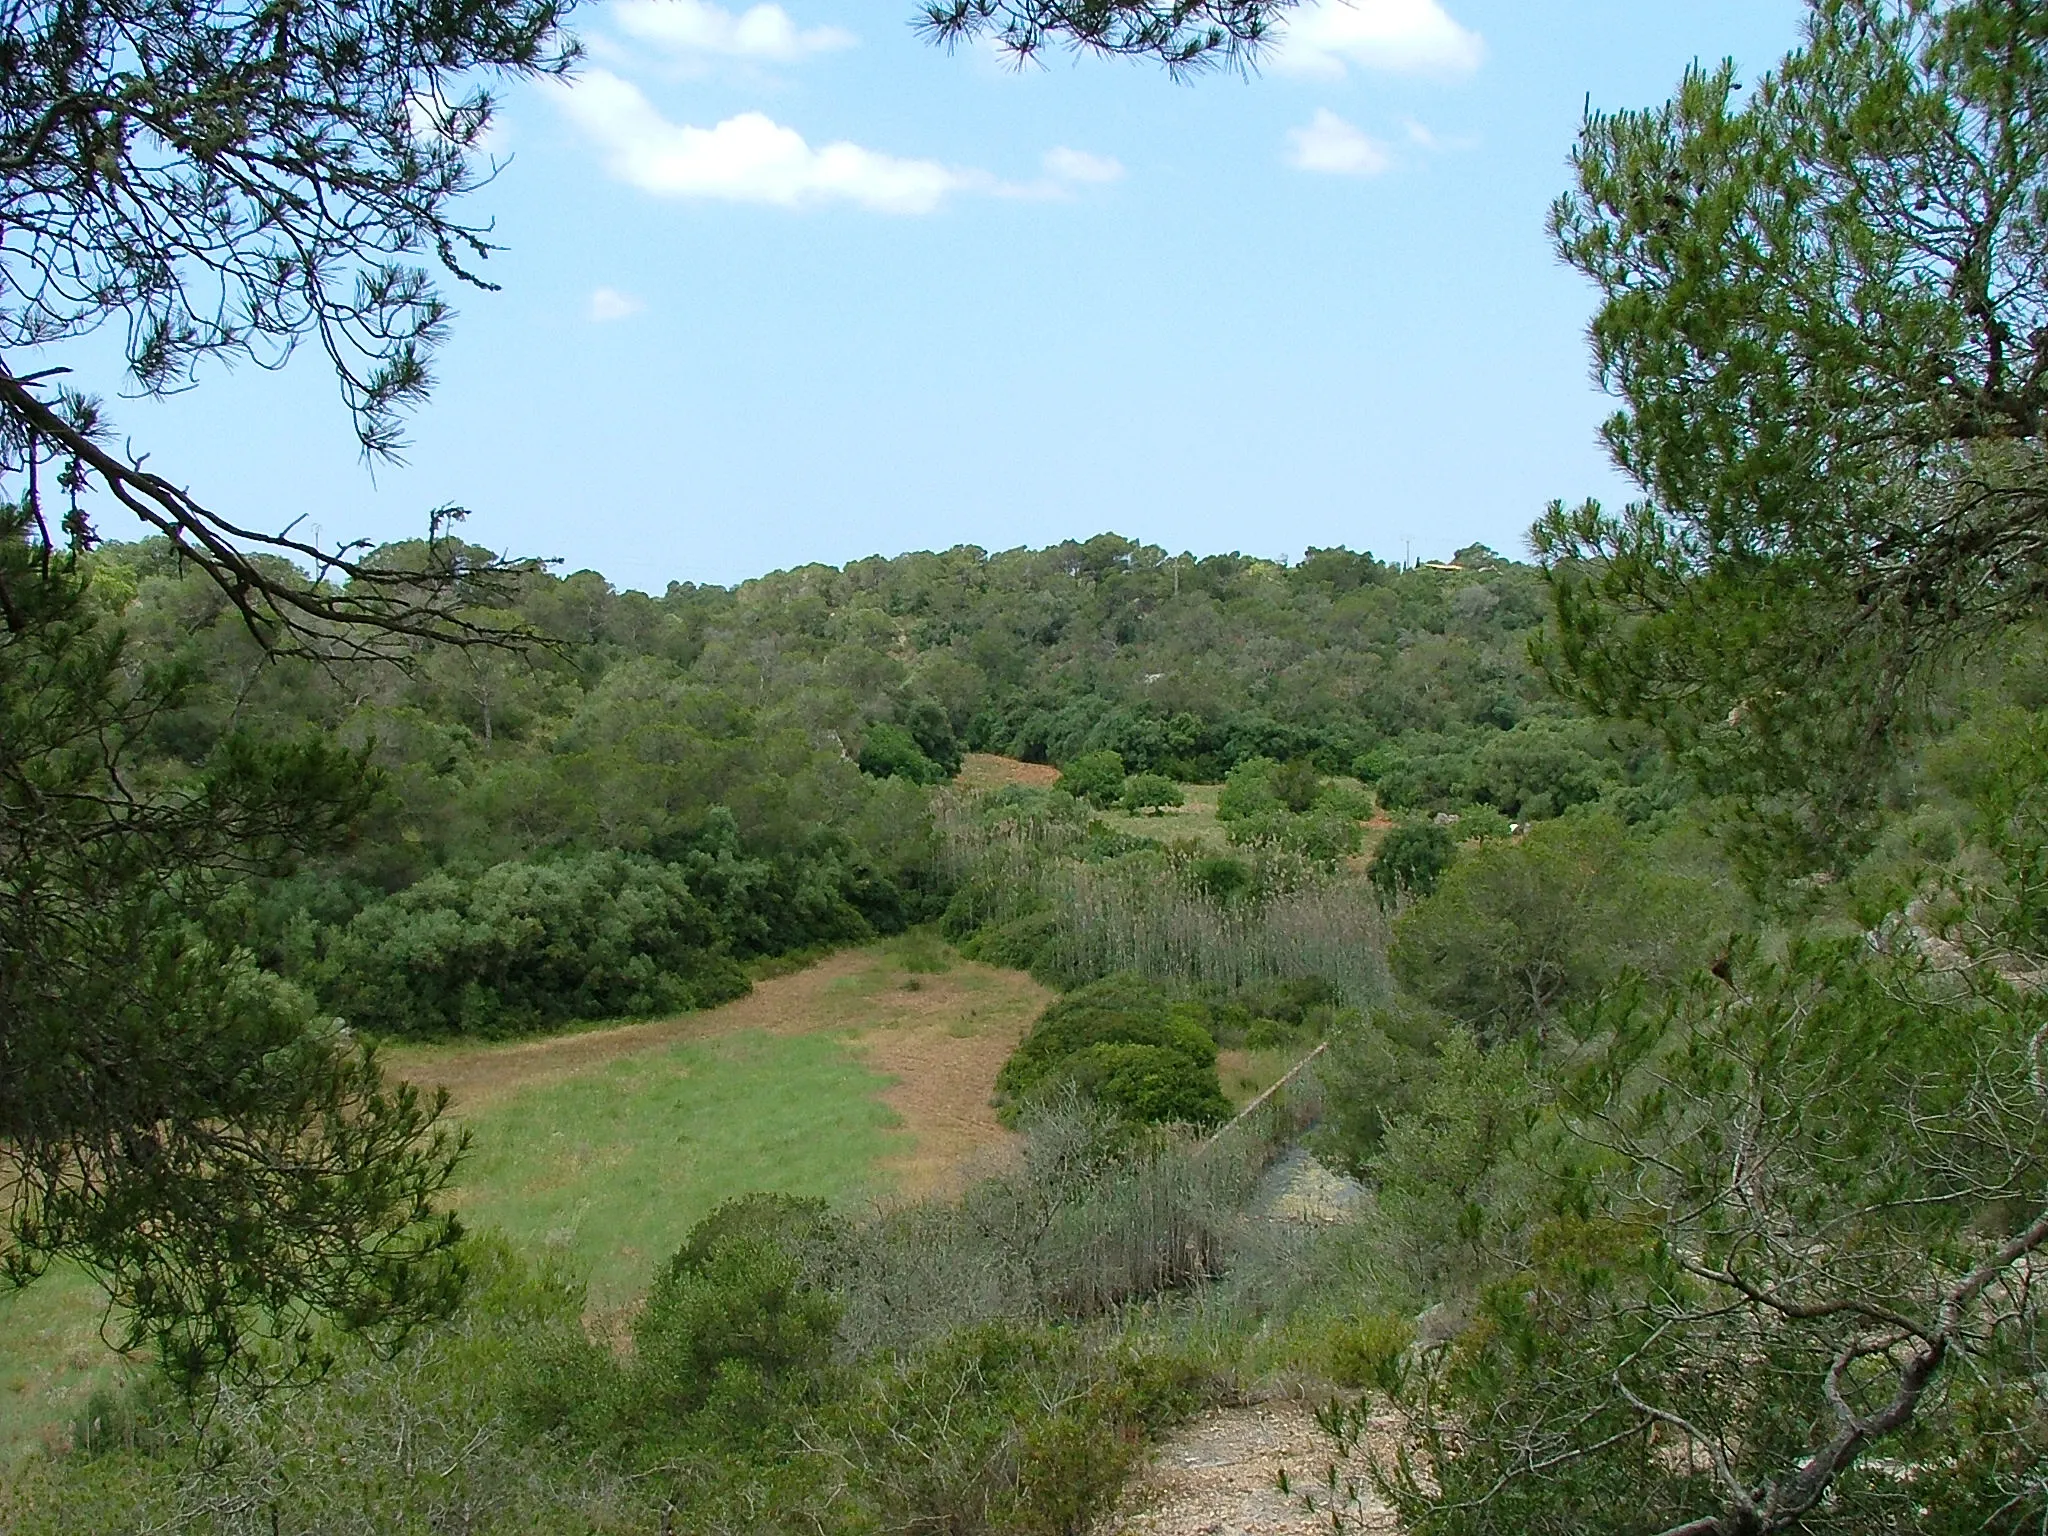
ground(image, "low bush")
xmin=832 ymin=1323 xmax=1189 ymax=1536
xmin=858 ymin=721 xmax=949 ymax=785
xmin=960 ymin=908 xmax=1062 ymax=973
xmin=1198 ymin=975 xmax=1343 ymax=1049
xmin=1368 ymin=819 xmax=1456 ymax=900
xmin=1312 ymin=1000 xmax=1446 ymax=1174
xmin=1225 ymin=807 xmax=1362 ymax=861
xmin=1313 ymin=780 xmax=1376 ymax=820
xmin=1390 ymin=811 xmax=1725 ymax=1042
xmin=7 ymin=1236 xmax=644 ymax=1536
xmin=1057 ymin=749 xmax=1127 ymax=807
xmin=1120 ymin=772 xmax=1185 ymax=813
xmin=1057 ymin=1041 xmax=1231 ymax=1127
xmin=627 ymin=1195 xmax=843 ymax=1431
xmin=1216 ymin=756 xmax=1281 ymax=821
xmin=997 ymin=974 xmax=1226 ymax=1126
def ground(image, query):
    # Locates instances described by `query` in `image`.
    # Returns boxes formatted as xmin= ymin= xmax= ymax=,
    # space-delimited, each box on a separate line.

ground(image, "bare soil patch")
xmin=957 ymin=752 xmax=1062 ymax=790
xmin=863 ymin=990 xmax=1041 ymax=1195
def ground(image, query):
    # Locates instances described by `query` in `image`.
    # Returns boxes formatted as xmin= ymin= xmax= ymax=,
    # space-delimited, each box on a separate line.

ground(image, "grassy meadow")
xmin=448 ymin=1030 xmax=898 ymax=1307
xmin=0 ymin=938 xmax=1049 ymax=1465
xmin=0 ymin=1268 xmax=109 ymax=1469
xmin=1094 ymin=780 xmax=1233 ymax=850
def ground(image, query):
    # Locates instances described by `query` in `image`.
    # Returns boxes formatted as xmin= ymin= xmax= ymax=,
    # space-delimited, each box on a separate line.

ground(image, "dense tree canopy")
xmin=0 ymin=531 xmax=465 ymax=1385
xmin=1538 ymin=0 xmax=2048 ymax=879
xmin=1357 ymin=5 xmax=2048 ymax=1530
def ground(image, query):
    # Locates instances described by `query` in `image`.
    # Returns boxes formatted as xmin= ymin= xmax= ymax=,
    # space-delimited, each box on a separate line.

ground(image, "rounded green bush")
xmin=1057 ymin=749 xmax=1128 ymax=807
xmin=1055 ymin=1042 xmax=1232 ymax=1127
xmin=1120 ymin=772 xmax=1185 ymax=813
xmin=997 ymin=973 xmax=1228 ymax=1126
xmin=632 ymin=1195 xmax=843 ymax=1424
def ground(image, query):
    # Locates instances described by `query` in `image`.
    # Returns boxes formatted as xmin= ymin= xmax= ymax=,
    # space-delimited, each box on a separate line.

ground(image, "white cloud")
xmin=1287 ymin=110 xmax=1392 ymax=176
xmin=612 ymin=0 xmax=854 ymax=60
xmin=1272 ymin=0 xmax=1484 ymax=79
xmin=588 ymin=287 xmax=644 ymax=322
xmin=1042 ymin=146 xmax=1125 ymax=185
xmin=552 ymin=70 xmax=972 ymax=213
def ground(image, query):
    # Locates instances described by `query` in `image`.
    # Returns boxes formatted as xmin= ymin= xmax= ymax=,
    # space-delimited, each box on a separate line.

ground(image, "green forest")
xmin=64 ymin=529 xmax=1663 ymax=1041
xmin=11 ymin=1 xmax=2048 ymax=1534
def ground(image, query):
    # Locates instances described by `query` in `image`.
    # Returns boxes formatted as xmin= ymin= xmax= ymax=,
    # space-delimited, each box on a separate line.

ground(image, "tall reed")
xmin=835 ymin=1096 xmax=1296 ymax=1357
xmin=935 ymin=788 xmax=1392 ymax=1007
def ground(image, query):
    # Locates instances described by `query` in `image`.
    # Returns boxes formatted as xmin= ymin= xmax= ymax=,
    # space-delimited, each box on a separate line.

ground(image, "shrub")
xmin=895 ymin=695 xmax=964 ymax=779
xmin=889 ymin=926 xmax=954 ymax=973
xmin=1368 ymin=820 xmax=1456 ymax=900
xmin=1312 ymin=1001 xmax=1445 ymax=1174
xmin=1057 ymin=749 xmax=1126 ymax=806
xmin=1472 ymin=718 xmax=1612 ymax=819
xmin=320 ymin=850 xmax=752 ymax=1037
xmin=1313 ymin=780 xmax=1376 ymax=820
xmin=1230 ymin=974 xmax=1342 ymax=1025
xmin=834 ymin=1324 xmax=1166 ymax=1536
xmin=1226 ymin=808 xmax=1362 ymax=861
xmin=1451 ymin=803 xmax=1515 ymax=841
xmin=1188 ymin=853 xmax=1251 ymax=901
xmin=10 ymin=1235 xmax=646 ymax=1536
xmin=997 ymin=973 xmax=1222 ymax=1125
xmin=1390 ymin=811 xmax=1725 ymax=1041
xmin=630 ymin=1195 xmax=843 ymax=1429
xmin=1321 ymin=1311 xmax=1415 ymax=1393
xmin=960 ymin=908 xmax=1061 ymax=973
xmin=1368 ymin=739 xmax=1478 ymax=813
xmin=1270 ymin=757 xmax=1323 ymax=813
xmin=1058 ymin=1041 xmax=1231 ymax=1127
xmin=1120 ymin=772 xmax=1185 ymax=813
xmin=1216 ymin=756 xmax=1281 ymax=821
xmin=859 ymin=721 xmax=947 ymax=785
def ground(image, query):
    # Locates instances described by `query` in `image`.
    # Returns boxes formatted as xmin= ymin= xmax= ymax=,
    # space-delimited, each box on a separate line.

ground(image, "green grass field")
xmin=0 ymin=1266 xmax=115 ymax=1468
xmin=0 ymin=938 xmax=1046 ymax=1467
xmin=1095 ymin=782 xmax=1231 ymax=850
xmin=1 ymin=1028 xmax=897 ymax=1463
xmin=453 ymin=1028 xmax=897 ymax=1307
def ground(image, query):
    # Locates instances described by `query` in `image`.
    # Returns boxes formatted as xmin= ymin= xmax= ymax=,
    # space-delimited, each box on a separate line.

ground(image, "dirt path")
xmin=1103 ymin=1402 xmax=1398 ymax=1536
xmin=383 ymin=945 xmax=1053 ymax=1199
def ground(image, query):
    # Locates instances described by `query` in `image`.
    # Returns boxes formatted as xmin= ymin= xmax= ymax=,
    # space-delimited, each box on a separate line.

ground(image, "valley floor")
xmin=1 ymin=939 xmax=1052 ymax=1460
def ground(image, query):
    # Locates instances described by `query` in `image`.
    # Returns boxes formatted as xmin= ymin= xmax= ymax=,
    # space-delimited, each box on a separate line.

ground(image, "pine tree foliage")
xmin=1536 ymin=0 xmax=2048 ymax=879
xmin=0 ymin=530 xmax=465 ymax=1388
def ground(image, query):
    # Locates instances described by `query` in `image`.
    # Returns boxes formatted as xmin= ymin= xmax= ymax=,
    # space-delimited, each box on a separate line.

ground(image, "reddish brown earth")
xmin=956 ymin=752 xmax=1062 ymax=790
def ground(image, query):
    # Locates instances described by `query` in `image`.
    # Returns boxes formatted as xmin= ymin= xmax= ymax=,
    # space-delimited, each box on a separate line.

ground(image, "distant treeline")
xmin=84 ymin=532 xmax=1665 ymax=1037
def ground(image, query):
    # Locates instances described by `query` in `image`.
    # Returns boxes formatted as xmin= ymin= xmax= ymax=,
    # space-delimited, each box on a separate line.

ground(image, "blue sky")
xmin=105 ymin=0 xmax=1806 ymax=591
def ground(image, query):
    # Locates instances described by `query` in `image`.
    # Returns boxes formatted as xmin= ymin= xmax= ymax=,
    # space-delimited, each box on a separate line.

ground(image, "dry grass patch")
xmin=1095 ymin=782 xmax=1230 ymax=852
xmin=956 ymin=752 xmax=1062 ymax=790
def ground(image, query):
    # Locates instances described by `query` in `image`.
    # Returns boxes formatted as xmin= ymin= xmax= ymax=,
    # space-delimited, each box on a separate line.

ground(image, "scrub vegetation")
xmin=10 ymin=2 xmax=2048 ymax=1534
